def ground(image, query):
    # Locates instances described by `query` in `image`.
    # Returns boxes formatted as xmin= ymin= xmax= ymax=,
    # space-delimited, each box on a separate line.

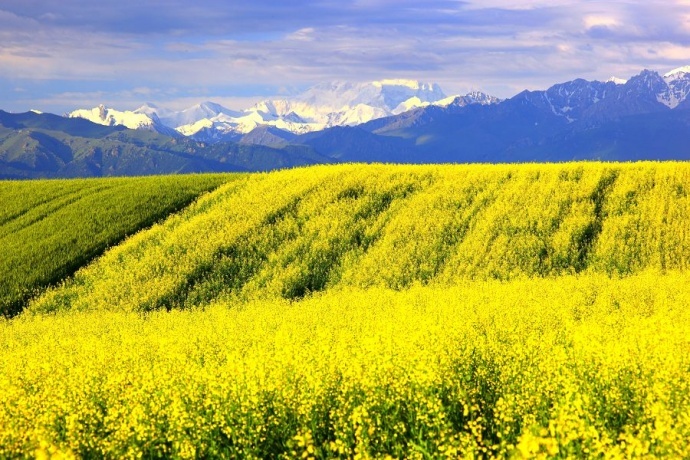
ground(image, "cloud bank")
xmin=1 ymin=1 xmax=690 ymax=112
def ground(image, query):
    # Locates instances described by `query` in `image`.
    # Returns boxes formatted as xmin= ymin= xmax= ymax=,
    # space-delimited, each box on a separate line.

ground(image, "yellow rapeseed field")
xmin=2 ymin=163 xmax=690 ymax=458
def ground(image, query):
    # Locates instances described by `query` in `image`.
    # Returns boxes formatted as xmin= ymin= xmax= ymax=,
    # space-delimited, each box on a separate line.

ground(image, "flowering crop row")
xmin=3 ymin=274 xmax=690 ymax=458
xmin=4 ymin=162 xmax=690 ymax=458
xmin=28 ymin=162 xmax=690 ymax=314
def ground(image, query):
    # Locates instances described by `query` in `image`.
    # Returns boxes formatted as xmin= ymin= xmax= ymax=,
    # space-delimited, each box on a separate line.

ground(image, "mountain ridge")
xmin=0 ymin=110 xmax=329 ymax=179
xmin=64 ymin=66 xmax=690 ymax=145
xmin=5 ymin=66 xmax=690 ymax=178
xmin=67 ymin=80 xmax=500 ymax=141
xmin=294 ymin=67 xmax=690 ymax=163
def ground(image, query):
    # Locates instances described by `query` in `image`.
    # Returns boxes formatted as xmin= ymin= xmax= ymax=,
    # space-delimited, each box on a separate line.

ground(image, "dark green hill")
xmin=0 ymin=111 xmax=329 ymax=178
xmin=0 ymin=110 xmax=125 ymax=137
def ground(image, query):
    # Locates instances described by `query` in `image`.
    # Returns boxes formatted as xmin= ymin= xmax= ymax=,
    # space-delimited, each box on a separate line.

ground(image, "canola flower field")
xmin=2 ymin=162 xmax=690 ymax=458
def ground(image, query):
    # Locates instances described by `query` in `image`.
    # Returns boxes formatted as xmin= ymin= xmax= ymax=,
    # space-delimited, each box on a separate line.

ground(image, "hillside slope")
xmin=28 ymin=162 xmax=690 ymax=314
xmin=0 ymin=174 xmax=237 ymax=316
xmin=0 ymin=111 xmax=329 ymax=178
xmin=5 ymin=162 xmax=690 ymax=458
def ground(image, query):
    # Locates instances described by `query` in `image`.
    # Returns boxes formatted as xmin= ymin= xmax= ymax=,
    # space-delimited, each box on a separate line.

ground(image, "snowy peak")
xmin=68 ymin=105 xmax=159 ymax=131
xmin=174 ymin=79 xmax=474 ymax=140
xmin=664 ymin=66 xmax=690 ymax=78
xmin=517 ymin=78 xmax=617 ymax=123
xmin=607 ymin=76 xmax=627 ymax=85
xmin=661 ymin=67 xmax=690 ymax=109
xmin=293 ymin=79 xmax=446 ymax=113
xmin=392 ymin=96 xmax=429 ymax=114
xmin=374 ymin=80 xmax=445 ymax=111
xmin=521 ymin=66 xmax=690 ymax=122
xmin=616 ymin=67 xmax=690 ymax=109
xmin=66 ymin=80 xmax=501 ymax=141
xmin=134 ymin=102 xmax=171 ymax=119
xmin=156 ymin=101 xmax=242 ymax=128
xmin=437 ymin=91 xmax=502 ymax=108
xmin=513 ymin=69 xmax=679 ymax=123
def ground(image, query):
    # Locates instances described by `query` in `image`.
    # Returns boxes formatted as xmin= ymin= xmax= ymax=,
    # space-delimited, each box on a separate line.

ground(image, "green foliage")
xmin=0 ymin=174 xmax=235 ymax=316
xmin=0 ymin=111 xmax=328 ymax=178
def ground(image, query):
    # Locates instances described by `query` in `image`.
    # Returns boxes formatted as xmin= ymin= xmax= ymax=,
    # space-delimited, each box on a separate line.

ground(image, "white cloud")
xmin=3 ymin=1 xmax=690 ymax=113
xmin=583 ymin=15 xmax=620 ymax=30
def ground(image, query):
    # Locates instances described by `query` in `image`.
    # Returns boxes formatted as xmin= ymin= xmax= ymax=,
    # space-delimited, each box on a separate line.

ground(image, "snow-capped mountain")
xmin=660 ymin=66 xmax=690 ymax=108
xmin=291 ymin=79 xmax=445 ymax=117
xmin=302 ymin=65 xmax=690 ymax=165
xmin=601 ymin=67 xmax=690 ymax=112
xmin=14 ymin=65 xmax=690 ymax=179
xmin=171 ymin=80 xmax=453 ymax=140
xmin=67 ymin=80 xmax=501 ymax=142
xmin=67 ymin=104 xmax=179 ymax=137
xmin=517 ymin=78 xmax=619 ymax=123
xmin=607 ymin=76 xmax=628 ymax=85
xmin=506 ymin=66 xmax=690 ymax=125
xmin=435 ymin=91 xmax=502 ymax=108
xmin=146 ymin=101 xmax=243 ymax=128
xmin=68 ymin=105 xmax=158 ymax=131
xmin=66 ymin=66 xmax=690 ymax=145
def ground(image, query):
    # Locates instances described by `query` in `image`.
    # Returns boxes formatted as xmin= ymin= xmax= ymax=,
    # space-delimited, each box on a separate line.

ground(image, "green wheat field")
xmin=2 ymin=162 xmax=690 ymax=458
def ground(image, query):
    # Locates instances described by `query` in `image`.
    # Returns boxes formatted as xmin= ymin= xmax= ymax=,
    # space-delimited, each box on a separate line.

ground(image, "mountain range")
xmin=67 ymin=80 xmax=499 ymax=142
xmin=0 ymin=111 xmax=326 ymax=179
xmin=3 ymin=66 xmax=690 ymax=178
xmin=348 ymin=66 xmax=690 ymax=163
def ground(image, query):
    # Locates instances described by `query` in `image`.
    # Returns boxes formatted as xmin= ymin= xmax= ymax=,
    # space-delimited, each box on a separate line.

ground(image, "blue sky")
xmin=2 ymin=0 xmax=690 ymax=113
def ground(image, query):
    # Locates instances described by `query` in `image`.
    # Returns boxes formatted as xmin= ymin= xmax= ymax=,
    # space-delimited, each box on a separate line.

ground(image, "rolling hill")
xmin=2 ymin=163 xmax=690 ymax=458
xmin=0 ymin=173 xmax=236 ymax=316
xmin=2 ymin=163 xmax=690 ymax=457
xmin=22 ymin=162 xmax=690 ymax=314
xmin=0 ymin=110 xmax=328 ymax=179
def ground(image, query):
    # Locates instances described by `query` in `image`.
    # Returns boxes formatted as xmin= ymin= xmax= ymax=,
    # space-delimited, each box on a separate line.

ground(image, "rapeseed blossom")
xmin=2 ymin=163 xmax=690 ymax=457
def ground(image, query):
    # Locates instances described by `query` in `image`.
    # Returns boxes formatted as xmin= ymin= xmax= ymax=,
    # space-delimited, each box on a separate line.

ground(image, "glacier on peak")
xmin=392 ymin=96 xmax=429 ymax=114
xmin=68 ymin=105 xmax=159 ymax=131
xmin=654 ymin=66 xmax=690 ymax=109
xmin=606 ymin=76 xmax=627 ymax=85
xmin=663 ymin=65 xmax=690 ymax=78
xmin=169 ymin=80 xmax=459 ymax=139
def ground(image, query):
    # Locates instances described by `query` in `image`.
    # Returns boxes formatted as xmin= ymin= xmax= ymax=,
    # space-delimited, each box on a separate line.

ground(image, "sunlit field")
xmin=2 ymin=163 xmax=690 ymax=458
xmin=0 ymin=173 xmax=234 ymax=316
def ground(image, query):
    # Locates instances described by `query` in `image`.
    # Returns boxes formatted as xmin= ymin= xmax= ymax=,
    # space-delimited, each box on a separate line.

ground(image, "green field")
xmin=0 ymin=174 xmax=235 ymax=316
xmin=2 ymin=163 xmax=690 ymax=458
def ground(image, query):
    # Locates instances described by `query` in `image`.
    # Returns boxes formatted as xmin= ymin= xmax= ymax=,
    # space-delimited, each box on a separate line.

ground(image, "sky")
xmin=2 ymin=0 xmax=690 ymax=114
